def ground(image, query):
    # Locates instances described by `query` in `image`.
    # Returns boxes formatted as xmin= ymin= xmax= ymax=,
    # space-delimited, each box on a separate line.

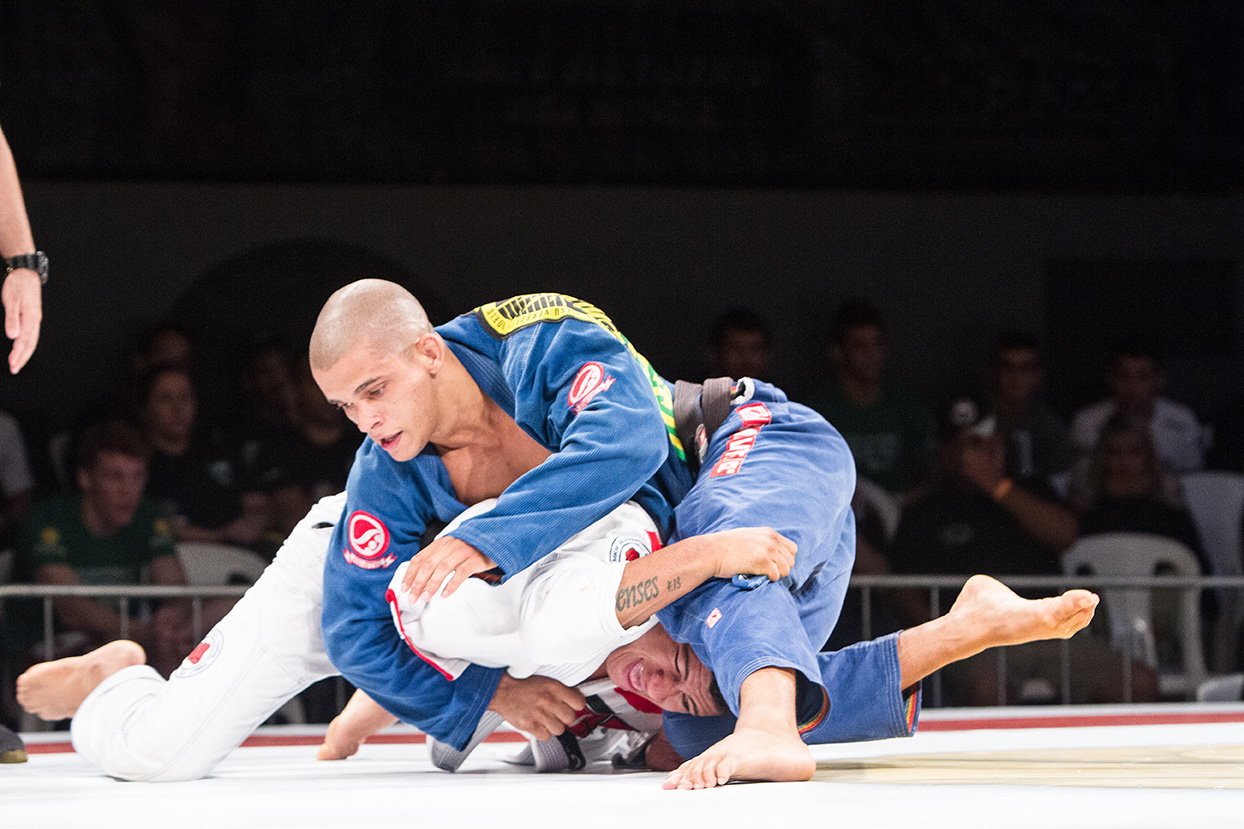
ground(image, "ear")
xmin=76 ymin=467 xmax=91 ymax=493
xmin=415 ymin=332 xmax=446 ymax=375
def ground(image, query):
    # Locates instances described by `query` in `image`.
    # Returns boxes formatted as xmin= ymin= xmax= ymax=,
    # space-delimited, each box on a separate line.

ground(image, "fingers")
xmin=439 ymin=565 xmax=474 ymax=600
xmin=401 ymin=549 xmax=454 ymax=602
xmin=401 ymin=538 xmax=495 ymax=602
xmin=521 ymin=691 xmax=583 ymax=741
xmin=4 ymin=271 xmax=42 ymax=374
xmin=762 ymin=531 xmax=796 ymax=581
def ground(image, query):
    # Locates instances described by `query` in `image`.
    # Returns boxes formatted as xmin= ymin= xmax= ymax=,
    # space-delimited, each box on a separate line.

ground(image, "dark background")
xmin=1 ymin=1 xmax=1241 ymax=436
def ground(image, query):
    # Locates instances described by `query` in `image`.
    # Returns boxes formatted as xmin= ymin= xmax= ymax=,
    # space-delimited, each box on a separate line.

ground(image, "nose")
xmin=354 ymin=400 xmax=381 ymax=431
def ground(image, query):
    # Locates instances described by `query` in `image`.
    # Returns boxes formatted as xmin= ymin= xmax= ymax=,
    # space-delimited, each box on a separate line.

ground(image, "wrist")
xmin=4 ymin=251 xmax=48 ymax=285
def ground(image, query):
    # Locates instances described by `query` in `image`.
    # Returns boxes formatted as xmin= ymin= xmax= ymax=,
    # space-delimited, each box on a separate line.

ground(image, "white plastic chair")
xmin=852 ymin=477 xmax=901 ymax=542
xmin=1180 ymin=470 xmax=1244 ymax=671
xmin=175 ymin=543 xmax=270 ymax=587
xmin=1196 ymin=673 xmax=1244 ymax=702
xmin=1062 ymin=532 xmax=1209 ymax=699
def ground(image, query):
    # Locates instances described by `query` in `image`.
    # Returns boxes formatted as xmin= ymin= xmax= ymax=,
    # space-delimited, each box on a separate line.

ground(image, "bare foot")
xmin=662 ymin=726 xmax=814 ymax=790
xmin=949 ymin=575 xmax=1098 ymax=651
xmin=16 ymin=640 xmax=146 ymax=721
xmin=316 ymin=715 xmax=365 ymax=761
xmin=316 ymin=690 xmax=397 ymax=761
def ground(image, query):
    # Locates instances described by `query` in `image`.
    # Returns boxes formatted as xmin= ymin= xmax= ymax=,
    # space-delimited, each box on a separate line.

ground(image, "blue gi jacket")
xmin=321 ymin=295 xmax=693 ymax=748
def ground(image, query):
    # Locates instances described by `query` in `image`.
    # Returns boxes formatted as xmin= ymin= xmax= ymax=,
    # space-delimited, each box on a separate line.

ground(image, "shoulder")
xmin=1154 ymin=397 xmax=1202 ymax=427
xmin=1071 ymin=400 xmax=1113 ymax=429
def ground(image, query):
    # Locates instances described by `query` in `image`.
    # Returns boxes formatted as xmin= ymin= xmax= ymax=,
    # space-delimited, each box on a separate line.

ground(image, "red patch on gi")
xmin=187 ymin=642 xmax=211 ymax=665
xmin=343 ymin=510 xmax=396 ymax=569
xmin=708 ymin=402 xmax=771 ymax=477
xmin=567 ymin=362 xmax=616 ymax=414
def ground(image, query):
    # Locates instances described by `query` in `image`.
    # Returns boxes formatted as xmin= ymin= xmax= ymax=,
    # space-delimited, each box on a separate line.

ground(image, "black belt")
xmin=672 ymin=376 xmax=735 ymax=475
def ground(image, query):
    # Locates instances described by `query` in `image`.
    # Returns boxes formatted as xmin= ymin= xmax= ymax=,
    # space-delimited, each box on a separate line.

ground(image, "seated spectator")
xmin=134 ymin=364 xmax=273 ymax=553
xmin=704 ymin=307 xmax=774 ymax=382
xmin=1076 ymin=414 xmax=1211 ymax=671
xmin=226 ymin=336 xmax=299 ymax=494
xmin=890 ymin=395 xmax=1077 ymax=582
xmin=890 ymin=396 xmax=1154 ymax=705
xmin=1077 ymin=414 xmax=1206 ymax=561
xmin=0 ymin=407 xmax=35 ymax=548
xmin=260 ymin=357 xmax=359 ymax=537
xmin=986 ymin=330 xmax=1074 ymax=486
xmin=1071 ymin=337 xmax=1206 ymax=482
xmin=808 ymin=299 xmax=934 ymax=500
xmin=15 ymin=422 xmax=197 ymax=677
xmin=1208 ymin=393 xmax=1244 ymax=473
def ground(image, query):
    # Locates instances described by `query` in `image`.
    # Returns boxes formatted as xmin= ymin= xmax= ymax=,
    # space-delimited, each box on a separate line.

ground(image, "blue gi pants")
xmin=657 ymin=381 xmax=920 ymax=757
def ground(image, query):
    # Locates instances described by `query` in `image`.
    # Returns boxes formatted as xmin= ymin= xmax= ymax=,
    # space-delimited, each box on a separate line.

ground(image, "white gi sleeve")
xmin=518 ymin=501 xmax=658 ymax=665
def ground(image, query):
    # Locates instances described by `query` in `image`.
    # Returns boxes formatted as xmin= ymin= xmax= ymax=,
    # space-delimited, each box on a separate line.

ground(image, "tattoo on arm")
xmin=666 ymin=576 xmax=681 ymax=592
xmin=615 ymin=577 xmax=660 ymax=612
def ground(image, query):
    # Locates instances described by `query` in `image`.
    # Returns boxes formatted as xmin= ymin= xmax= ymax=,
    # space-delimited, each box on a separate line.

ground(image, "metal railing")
xmin=4 ymin=575 xmax=1244 ymax=708
xmin=0 ymin=584 xmax=248 ymax=667
xmin=850 ymin=573 xmax=1244 ymax=706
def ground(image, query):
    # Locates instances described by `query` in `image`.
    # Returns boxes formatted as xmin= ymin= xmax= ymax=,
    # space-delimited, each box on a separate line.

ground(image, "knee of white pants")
xmin=71 ymin=664 xmax=203 ymax=781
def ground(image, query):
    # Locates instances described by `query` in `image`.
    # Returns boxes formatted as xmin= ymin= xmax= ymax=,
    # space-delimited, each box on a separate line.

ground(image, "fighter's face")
xmin=313 ymin=337 xmax=439 ymax=463
xmin=604 ymin=625 xmax=720 ymax=717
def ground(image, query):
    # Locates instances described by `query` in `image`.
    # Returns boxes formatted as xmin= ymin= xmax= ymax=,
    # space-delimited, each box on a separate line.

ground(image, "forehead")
xmin=996 ymin=348 xmax=1040 ymax=368
xmin=1112 ymin=355 xmax=1159 ymax=376
xmin=91 ymin=450 xmax=146 ymax=474
xmin=313 ymin=341 xmax=403 ymax=390
xmin=841 ymin=325 xmax=884 ymax=346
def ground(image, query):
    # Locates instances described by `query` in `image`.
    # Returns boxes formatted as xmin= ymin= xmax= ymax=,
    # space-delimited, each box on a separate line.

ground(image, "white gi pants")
xmin=70 ymin=494 xmax=345 ymax=781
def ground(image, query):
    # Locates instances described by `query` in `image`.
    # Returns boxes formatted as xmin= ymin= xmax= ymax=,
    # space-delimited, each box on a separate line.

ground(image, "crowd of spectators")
xmin=0 ymin=325 xmax=358 ymax=729
xmin=710 ymin=300 xmax=1243 ymax=704
xmin=3 ymin=294 xmax=1244 ymax=733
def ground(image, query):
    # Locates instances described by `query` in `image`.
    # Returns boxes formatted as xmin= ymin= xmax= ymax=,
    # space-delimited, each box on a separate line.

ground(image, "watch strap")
xmin=4 ymin=251 xmax=48 ymax=285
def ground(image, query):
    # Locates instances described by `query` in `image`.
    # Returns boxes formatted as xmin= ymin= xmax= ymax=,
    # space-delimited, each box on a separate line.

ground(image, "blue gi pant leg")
xmin=657 ymin=381 xmax=860 ymax=756
xmin=663 ymin=633 xmax=921 ymax=757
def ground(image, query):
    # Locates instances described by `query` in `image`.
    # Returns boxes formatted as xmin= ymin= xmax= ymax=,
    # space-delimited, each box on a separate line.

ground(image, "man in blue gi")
xmin=307 ymin=279 xmax=955 ymax=787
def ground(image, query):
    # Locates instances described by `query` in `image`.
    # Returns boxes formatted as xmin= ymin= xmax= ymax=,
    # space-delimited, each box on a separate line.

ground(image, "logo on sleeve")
xmin=567 ymin=361 xmax=616 ymax=414
xmin=173 ymin=628 xmax=223 ymax=679
xmin=343 ymin=510 xmax=396 ymax=570
xmin=708 ymin=402 xmax=771 ymax=478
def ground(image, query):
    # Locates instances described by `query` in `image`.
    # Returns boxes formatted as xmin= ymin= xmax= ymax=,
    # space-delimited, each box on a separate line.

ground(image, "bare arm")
xmin=0 ymin=125 xmax=42 ymax=374
xmin=613 ymin=527 xmax=796 ymax=629
xmin=318 ymin=675 xmax=587 ymax=762
xmin=959 ymin=439 xmax=1078 ymax=551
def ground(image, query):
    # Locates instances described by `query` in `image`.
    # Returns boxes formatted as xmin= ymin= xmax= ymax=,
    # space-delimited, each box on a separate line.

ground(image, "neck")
xmin=80 ymin=498 xmax=121 ymax=536
xmin=429 ymin=351 xmax=499 ymax=451
xmin=149 ymin=431 xmax=190 ymax=456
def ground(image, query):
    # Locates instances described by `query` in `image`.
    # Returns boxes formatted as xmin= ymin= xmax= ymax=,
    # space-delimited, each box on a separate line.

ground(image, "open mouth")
xmin=625 ymin=659 xmax=645 ymax=696
xmin=376 ymin=433 xmax=401 ymax=451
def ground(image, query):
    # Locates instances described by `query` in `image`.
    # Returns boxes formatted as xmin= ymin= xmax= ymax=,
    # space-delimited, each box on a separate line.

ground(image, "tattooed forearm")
xmin=616 ymin=577 xmax=661 ymax=612
xmin=666 ymin=576 xmax=681 ymax=592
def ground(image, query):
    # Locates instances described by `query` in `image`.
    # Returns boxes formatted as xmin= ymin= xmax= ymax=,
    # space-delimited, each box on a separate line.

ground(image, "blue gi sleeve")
xmin=441 ymin=310 xmax=679 ymax=579
xmin=320 ymin=446 xmax=503 ymax=749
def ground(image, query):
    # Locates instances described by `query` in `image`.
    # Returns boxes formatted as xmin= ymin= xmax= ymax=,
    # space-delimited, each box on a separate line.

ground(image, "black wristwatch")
xmin=4 ymin=251 xmax=48 ymax=285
